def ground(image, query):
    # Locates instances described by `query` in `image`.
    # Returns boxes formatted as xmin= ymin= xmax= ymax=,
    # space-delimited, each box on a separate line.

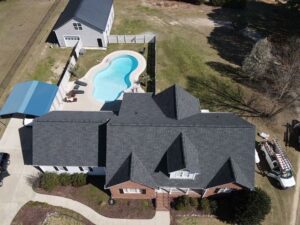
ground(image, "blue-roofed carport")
xmin=0 ymin=81 xmax=58 ymax=118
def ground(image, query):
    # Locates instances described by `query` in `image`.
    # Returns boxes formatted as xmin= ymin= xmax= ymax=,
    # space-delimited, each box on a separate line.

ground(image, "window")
xmin=63 ymin=166 xmax=68 ymax=171
xmin=65 ymin=36 xmax=79 ymax=41
xmin=54 ymin=166 xmax=59 ymax=171
xmin=79 ymin=167 xmax=84 ymax=172
xmin=216 ymin=188 xmax=232 ymax=194
xmin=73 ymin=22 xmax=82 ymax=30
xmin=170 ymin=170 xmax=196 ymax=180
xmin=122 ymin=188 xmax=143 ymax=194
xmin=88 ymin=167 xmax=93 ymax=172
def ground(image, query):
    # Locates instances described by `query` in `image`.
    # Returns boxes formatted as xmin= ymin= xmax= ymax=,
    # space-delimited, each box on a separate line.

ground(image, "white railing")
xmin=50 ymin=40 xmax=82 ymax=111
xmin=108 ymin=34 xmax=156 ymax=44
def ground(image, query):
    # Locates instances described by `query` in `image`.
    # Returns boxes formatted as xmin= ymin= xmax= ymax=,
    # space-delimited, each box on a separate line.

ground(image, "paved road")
xmin=0 ymin=119 xmax=170 ymax=225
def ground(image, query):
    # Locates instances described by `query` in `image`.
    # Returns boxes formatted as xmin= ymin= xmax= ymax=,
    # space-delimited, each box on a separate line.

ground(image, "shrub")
xmin=70 ymin=173 xmax=87 ymax=187
xmin=233 ymin=188 xmax=271 ymax=225
xmin=199 ymin=198 xmax=218 ymax=214
xmin=174 ymin=196 xmax=191 ymax=211
xmin=173 ymin=196 xmax=200 ymax=210
xmin=59 ymin=173 xmax=72 ymax=186
xmin=39 ymin=173 xmax=87 ymax=190
xmin=39 ymin=173 xmax=59 ymax=191
xmin=214 ymin=188 xmax=271 ymax=225
xmin=189 ymin=197 xmax=199 ymax=208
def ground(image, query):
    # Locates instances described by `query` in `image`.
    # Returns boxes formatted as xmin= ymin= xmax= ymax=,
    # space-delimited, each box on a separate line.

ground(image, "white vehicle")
xmin=260 ymin=139 xmax=296 ymax=189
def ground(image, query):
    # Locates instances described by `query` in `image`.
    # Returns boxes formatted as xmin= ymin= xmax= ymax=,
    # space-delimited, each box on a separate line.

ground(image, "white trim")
xmin=63 ymin=35 xmax=81 ymax=47
xmin=170 ymin=170 xmax=197 ymax=180
xmin=123 ymin=188 xmax=142 ymax=194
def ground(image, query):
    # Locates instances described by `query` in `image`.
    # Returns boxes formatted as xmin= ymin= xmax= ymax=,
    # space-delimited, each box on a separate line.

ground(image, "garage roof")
xmin=54 ymin=0 xmax=113 ymax=32
xmin=0 ymin=81 xmax=58 ymax=117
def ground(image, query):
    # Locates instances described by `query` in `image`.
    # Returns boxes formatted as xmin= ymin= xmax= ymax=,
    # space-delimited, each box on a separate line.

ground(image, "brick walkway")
xmin=156 ymin=193 xmax=170 ymax=211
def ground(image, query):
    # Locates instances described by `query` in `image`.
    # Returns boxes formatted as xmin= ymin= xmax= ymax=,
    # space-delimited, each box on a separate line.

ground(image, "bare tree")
xmin=242 ymin=37 xmax=300 ymax=116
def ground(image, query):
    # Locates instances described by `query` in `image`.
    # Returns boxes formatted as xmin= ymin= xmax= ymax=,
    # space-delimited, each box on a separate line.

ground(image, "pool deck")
xmin=61 ymin=50 xmax=146 ymax=111
xmin=61 ymin=79 xmax=145 ymax=112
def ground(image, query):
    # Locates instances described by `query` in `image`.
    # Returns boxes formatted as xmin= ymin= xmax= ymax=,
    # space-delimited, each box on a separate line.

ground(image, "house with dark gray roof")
xmin=53 ymin=0 xmax=114 ymax=48
xmin=32 ymin=85 xmax=255 ymax=208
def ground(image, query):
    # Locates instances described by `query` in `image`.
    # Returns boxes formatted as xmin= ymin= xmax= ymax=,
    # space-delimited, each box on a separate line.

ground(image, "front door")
xmin=97 ymin=38 xmax=103 ymax=47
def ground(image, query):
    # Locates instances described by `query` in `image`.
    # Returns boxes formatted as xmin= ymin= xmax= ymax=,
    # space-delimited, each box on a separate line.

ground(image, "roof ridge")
xmin=228 ymin=157 xmax=237 ymax=181
xmin=174 ymin=85 xmax=179 ymax=119
xmin=180 ymin=133 xmax=187 ymax=169
xmin=109 ymin=123 xmax=253 ymax=128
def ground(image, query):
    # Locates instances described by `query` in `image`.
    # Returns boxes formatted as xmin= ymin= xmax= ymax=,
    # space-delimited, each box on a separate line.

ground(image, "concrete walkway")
xmin=0 ymin=119 xmax=170 ymax=225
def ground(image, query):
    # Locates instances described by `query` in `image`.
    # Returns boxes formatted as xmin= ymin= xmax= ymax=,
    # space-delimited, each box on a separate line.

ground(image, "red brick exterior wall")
xmin=109 ymin=181 xmax=156 ymax=199
xmin=169 ymin=190 xmax=202 ymax=198
xmin=202 ymin=182 xmax=243 ymax=198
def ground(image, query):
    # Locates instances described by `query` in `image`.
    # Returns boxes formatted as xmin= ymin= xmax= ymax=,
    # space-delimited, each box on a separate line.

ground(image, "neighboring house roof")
xmin=54 ymin=0 xmax=113 ymax=32
xmin=32 ymin=85 xmax=255 ymax=190
xmin=0 ymin=81 xmax=58 ymax=118
xmin=32 ymin=111 xmax=113 ymax=166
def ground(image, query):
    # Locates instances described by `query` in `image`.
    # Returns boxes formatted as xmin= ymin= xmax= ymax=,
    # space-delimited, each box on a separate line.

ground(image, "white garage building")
xmin=53 ymin=0 xmax=114 ymax=48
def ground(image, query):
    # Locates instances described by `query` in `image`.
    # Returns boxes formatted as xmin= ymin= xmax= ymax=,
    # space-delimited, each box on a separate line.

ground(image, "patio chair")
xmin=73 ymin=84 xmax=80 ymax=90
xmin=75 ymin=80 xmax=88 ymax=86
xmin=72 ymin=90 xmax=84 ymax=94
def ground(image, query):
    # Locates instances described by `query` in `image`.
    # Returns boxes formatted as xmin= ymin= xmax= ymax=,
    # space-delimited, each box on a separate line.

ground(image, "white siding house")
xmin=53 ymin=0 xmax=114 ymax=48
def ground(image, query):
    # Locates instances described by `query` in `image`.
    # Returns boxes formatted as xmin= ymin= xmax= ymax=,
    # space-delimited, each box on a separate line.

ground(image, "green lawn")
xmin=27 ymin=47 xmax=72 ymax=83
xmin=73 ymin=44 xmax=147 ymax=80
xmin=176 ymin=217 xmax=225 ymax=225
xmin=110 ymin=1 xmax=300 ymax=225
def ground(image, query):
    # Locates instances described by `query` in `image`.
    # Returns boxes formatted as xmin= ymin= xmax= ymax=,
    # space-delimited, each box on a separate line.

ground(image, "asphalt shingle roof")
xmin=54 ymin=0 xmax=113 ymax=32
xmin=32 ymin=111 xmax=113 ymax=166
xmin=153 ymin=84 xmax=201 ymax=120
xmin=32 ymin=85 xmax=255 ymax=190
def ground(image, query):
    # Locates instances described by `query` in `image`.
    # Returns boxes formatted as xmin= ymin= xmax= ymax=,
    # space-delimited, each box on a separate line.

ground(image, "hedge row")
xmin=39 ymin=172 xmax=87 ymax=191
xmin=173 ymin=196 xmax=217 ymax=214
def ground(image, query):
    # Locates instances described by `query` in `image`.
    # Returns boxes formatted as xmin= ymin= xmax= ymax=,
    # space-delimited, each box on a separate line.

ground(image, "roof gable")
xmin=54 ymin=0 xmax=113 ymax=32
xmin=154 ymin=85 xmax=200 ymax=120
xmin=106 ymin=152 xmax=156 ymax=188
xmin=207 ymin=157 xmax=253 ymax=189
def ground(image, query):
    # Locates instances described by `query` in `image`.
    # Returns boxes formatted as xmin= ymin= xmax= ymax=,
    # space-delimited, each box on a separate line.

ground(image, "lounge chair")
xmin=73 ymin=84 xmax=80 ymax=90
xmin=72 ymin=90 xmax=84 ymax=94
xmin=75 ymin=80 xmax=87 ymax=86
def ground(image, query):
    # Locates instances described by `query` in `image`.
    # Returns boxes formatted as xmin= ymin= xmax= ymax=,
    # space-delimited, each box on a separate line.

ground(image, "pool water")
xmin=93 ymin=55 xmax=138 ymax=102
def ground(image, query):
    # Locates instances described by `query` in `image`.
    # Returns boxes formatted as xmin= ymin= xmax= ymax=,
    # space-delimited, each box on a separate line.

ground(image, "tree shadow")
xmin=207 ymin=1 xmax=300 ymax=66
xmin=286 ymin=120 xmax=300 ymax=151
xmin=86 ymin=176 xmax=111 ymax=195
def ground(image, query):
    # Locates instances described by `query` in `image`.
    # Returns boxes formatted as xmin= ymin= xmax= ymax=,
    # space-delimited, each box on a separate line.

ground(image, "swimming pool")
xmin=91 ymin=51 xmax=146 ymax=102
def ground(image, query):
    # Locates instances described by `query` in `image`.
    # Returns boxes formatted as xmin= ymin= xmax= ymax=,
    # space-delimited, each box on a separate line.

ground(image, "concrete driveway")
xmin=0 ymin=119 xmax=170 ymax=225
xmin=0 ymin=119 xmax=37 ymax=225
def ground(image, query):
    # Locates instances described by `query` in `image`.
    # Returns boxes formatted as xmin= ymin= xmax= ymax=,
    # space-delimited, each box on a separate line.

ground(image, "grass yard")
xmin=35 ymin=176 xmax=155 ymax=219
xmin=11 ymin=201 xmax=94 ymax=225
xmin=111 ymin=0 xmax=300 ymax=225
xmin=73 ymin=44 xmax=147 ymax=80
xmin=176 ymin=217 xmax=225 ymax=225
xmin=0 ymin=0 xmax=54 ymax=83
xmin=0 ymin=0 xmax=71 ymax=138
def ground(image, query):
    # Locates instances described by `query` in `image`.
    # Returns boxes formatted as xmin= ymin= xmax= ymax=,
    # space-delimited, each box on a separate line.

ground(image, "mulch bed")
xmin=11 ymin=201 xmax=94 ymax=225
xmin=35 ymin=185 xmax=156 ymax=219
